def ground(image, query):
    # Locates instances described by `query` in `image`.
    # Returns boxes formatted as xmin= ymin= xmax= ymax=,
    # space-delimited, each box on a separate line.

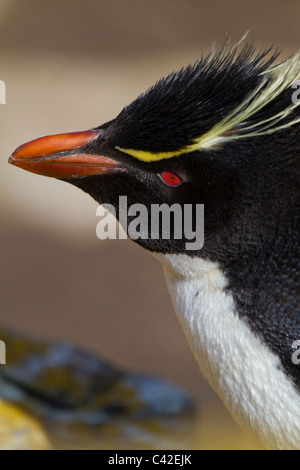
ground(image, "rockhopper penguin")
xmin=9 ymin=41 xmax=300 ymax=450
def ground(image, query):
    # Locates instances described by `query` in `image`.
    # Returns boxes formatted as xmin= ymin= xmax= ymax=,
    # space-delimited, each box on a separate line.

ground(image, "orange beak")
xmin=8 ymin=130 xmax=119 ymax=179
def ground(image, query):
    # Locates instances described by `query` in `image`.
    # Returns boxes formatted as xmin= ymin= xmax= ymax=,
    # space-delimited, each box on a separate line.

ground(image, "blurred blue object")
xmin=0 ymin=327 xmax=195 ymax=449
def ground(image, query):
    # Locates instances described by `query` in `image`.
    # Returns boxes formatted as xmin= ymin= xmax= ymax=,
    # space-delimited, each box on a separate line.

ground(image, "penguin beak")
xmin=8 ymin=130 xmax=119 ymax=179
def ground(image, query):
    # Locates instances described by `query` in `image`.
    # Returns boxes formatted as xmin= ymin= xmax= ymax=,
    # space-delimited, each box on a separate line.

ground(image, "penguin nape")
xmin=9 ymin=40 xmax=300 ymax=450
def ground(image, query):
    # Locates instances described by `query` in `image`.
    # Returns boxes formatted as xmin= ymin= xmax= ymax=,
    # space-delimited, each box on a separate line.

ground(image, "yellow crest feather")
xmin=116 ymin=45 xmax=300 ymax=163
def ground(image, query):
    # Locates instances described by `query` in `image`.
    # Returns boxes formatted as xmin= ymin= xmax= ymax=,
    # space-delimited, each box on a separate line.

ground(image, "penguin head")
xmin=9 ymin=41 xmax=300 ymax=262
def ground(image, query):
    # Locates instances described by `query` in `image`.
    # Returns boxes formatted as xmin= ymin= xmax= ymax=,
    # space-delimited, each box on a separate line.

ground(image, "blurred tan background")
xmin=0 ymin=0 xmax=299 ymax=449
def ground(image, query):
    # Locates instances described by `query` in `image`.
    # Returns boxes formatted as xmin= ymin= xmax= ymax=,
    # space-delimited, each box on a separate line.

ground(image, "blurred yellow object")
xmin=0 ymin=400 xmax=51 ymax=450
xmin=0 ymin=327 xmax=196 ymax=450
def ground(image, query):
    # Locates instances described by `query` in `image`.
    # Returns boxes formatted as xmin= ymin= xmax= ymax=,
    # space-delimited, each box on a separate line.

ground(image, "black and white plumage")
xmin=9 ymin=39 xmax=300 ymax=449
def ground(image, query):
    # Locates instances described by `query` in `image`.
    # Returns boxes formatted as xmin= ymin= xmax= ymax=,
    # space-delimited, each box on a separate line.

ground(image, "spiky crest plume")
xmin=111 ymin=37 xmax=300 ymax=162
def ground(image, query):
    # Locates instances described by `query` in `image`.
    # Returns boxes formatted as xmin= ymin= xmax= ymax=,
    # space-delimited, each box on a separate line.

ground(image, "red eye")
xmin=160 ymin=171 xmax=182 ymax=187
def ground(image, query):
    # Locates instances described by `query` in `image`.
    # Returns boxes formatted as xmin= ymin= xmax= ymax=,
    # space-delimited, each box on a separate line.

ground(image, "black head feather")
xmin=104 ymin=42 xmax=283 ymax=153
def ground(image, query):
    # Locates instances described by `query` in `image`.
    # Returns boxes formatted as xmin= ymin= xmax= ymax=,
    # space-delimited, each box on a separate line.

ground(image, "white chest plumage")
xmin=155 ymin=253 xmax=300 ymax=450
